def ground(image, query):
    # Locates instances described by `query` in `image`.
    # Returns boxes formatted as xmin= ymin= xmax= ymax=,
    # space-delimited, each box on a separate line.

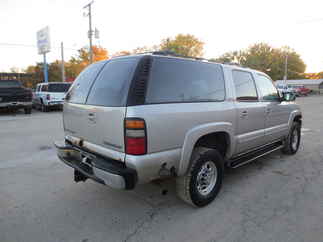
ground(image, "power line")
xmin=297 ymin=18 xmax=323 ymax=25
xmin=0 ymin=42 xmax=79 ymax=51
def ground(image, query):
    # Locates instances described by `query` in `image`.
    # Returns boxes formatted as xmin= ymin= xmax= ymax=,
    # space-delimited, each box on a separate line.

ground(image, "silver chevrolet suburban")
xmin=55 ymin=52 xmax=302 ymax=207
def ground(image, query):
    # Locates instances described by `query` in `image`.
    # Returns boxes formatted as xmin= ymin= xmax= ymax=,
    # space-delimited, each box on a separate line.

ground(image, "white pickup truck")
xmin=33 ymin=82 xmax=71 ymax=112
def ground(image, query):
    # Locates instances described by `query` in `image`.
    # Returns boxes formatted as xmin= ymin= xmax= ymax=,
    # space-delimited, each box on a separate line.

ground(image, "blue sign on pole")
xmin=37 ymin=26 xmax=50 ymax=83
xmin=43 ymin=53 xmax=48 ymax=83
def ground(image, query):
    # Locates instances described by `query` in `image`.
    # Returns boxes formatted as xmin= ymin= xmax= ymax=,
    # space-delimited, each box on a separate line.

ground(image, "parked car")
xmin=55 ymin=52 xmax=302 ymax=207
xmin=33 ymin=82 xmax=71 ymax=112
xmin=0 ymin=80 xmax=32 ymax=114
xmin=293 ymin=85 xmax=311 ymax=96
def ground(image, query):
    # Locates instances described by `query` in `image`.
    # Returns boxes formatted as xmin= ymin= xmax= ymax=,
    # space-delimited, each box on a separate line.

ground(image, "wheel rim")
xmin=196 ymin=161 xmax=217 ymax=196
xmin=291 ymin=129 xmax=299 ymax=150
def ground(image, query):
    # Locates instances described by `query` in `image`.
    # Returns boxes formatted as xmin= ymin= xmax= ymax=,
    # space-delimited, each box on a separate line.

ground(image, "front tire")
xmin=176 ymin=147 xmax=224 ymax=207
xmin=282 ymin=121 xmax=301 ymax=155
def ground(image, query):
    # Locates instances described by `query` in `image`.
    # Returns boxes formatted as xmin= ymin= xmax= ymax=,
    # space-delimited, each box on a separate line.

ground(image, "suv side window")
xmin=41 ymin=84 xmax=48 ymax=92
xmin=232 ymin=70 xmax=258 ymax=101
xmin=146 ymin=58 xmax=225 ymax=104
xmin=255 ymin=74 xmax=280 ymax=101
xmin=66 ymin=61 xmax=106 ymax=104
xmin=36 ymin=85 xmax=40 ymax=92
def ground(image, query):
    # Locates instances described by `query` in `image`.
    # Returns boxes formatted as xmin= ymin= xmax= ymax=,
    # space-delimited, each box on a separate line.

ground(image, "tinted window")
xmin=66 ymin=61 xmax=106 ymax=104
xmin=86 ymin=58 xmax=139 ymax=106
xmin=0 ymin=80 xmax=22 ymax=88
xmin=41 ymin=84 xmax=48 ymax=92
xmin=146 ymin=58 xmax=225 ymax=103
xmin=255 ymin=74 xmax=279 ymax=101
xmin=232 ymin=70 xmax=258 ymax=101
xmin=48 ymin=83 xmax=71 ymax=93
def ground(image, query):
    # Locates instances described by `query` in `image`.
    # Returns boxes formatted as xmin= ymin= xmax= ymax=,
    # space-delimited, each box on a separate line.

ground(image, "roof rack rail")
xmin=223 ymin=62 xmax=244 ymax=67
xmin=141 ymin=51 xmax=213 ymax=62
xmin=122 ymin=50 xmax=219 ymax=63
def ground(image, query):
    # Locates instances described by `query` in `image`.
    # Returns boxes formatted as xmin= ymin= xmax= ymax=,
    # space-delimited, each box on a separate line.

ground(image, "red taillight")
xmin=125 ymin=118 xmax=147 ymax=155
xmin=125 ymin=137 xmax=146 ymax=155
xmin=46 ymin=94 xmax=50 ymax=100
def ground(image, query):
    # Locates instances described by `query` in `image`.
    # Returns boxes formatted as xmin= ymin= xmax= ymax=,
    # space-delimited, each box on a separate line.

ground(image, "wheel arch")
xmin=178 ymin=122 xmax=234 ymax=176
xmin=288 ymin=110 xmax=302 ymax=129
xmin=293 ymin=114 xmax=302 ymax=125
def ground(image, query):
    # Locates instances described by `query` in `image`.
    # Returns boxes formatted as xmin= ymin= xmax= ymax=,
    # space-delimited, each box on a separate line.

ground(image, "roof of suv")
xmin=112 ymin=52 xmax=255 ymax=72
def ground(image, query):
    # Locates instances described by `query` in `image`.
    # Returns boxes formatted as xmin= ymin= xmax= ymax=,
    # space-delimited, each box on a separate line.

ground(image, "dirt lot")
xmin=1 ymin=96 xmax=323 ymax=242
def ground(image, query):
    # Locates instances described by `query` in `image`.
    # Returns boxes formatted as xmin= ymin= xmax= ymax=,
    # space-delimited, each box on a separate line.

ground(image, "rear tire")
xmin=24 ymin=107 xmax=32 ymax=114
xmin=282 ymin=121 xmax=301 ymax=155
xmin=41 ymin=104 xmax=49 ymax=112
xmin=176 ymin=147 xmax=224 ymax=207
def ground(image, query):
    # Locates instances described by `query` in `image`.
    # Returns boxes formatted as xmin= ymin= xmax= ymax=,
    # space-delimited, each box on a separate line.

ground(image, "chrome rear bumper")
xmin=54 ymin=141 xmax=137 ymax=190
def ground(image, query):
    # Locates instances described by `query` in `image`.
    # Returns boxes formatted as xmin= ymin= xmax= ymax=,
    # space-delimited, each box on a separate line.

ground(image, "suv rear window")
xmin=86 ymin=58 xmax=139 ymax=107
xmin=48 ymin=83 xmax=71 ymax=93
xmin=66 ymin=61 xmax=106 ymax=104
xmin=0 ymin=80 xmax=22 ymax=88
xmin=145 ymin=58 xmax=225 ymax=104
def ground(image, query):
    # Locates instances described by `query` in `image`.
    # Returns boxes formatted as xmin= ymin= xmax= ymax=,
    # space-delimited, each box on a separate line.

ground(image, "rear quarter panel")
xmin=126 ymin=102 xmax=236 ymax=176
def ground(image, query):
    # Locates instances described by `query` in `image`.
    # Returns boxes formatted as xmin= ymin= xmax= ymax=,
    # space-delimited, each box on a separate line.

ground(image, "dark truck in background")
xmin=0 ymin=80 xmax=32 ymax=114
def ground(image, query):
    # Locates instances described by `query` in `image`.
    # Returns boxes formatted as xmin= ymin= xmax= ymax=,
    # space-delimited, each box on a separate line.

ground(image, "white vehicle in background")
xmin=33 ymin=82 xmax=71 ymax=112
xmin=276 ymin=83 xmax=296 ymax=95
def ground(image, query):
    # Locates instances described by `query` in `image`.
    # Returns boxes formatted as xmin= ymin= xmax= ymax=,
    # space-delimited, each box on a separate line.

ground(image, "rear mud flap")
xmin=74 ymin=169 xmax=88 ymax=182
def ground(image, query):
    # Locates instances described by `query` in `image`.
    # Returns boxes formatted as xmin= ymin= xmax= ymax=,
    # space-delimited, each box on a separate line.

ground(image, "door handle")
xmin=240 ymin=110 xmax=248 ymax=118
xmin=266 ymin=108 xmax=271 ymax=114
xmin=88 ymin=113 xmax=96 ymax=122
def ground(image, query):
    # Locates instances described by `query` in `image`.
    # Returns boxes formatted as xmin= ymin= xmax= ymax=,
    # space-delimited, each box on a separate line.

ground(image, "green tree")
xmin=25 ymin=61 xmax=64 ymax=83
xmin=160 ymin=34 xmax=204 ymax=57
xmin=131 ymin=45 xmax=160 ymax=54
xmin=48 ymin=61 xmax=64 ymax=82
xmin=212 ymin=43 xmax=306 ymax=80
xmin=25 ymin=63 xmax=44 ymax=86
xmin=23 ymin=45 xmax=109 ymax=85
xmin=65 ymin=45 xmax=109 ymax=79
xmin=112 ymin=50 xmax=131 ymax=57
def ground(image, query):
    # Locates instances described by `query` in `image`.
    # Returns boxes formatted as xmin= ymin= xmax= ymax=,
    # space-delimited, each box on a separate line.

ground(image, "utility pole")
xmin=283 ymin=54 xmax=288 ymax=83
xmin=61 ymin=42 xmax=65 ymax=82
xmin=83 ymin=1 xmax=94 ymax=64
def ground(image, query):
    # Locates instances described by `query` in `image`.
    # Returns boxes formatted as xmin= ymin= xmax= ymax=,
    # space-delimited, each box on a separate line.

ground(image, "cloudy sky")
xmin=1 ymin=0 xmax=323 ymax=73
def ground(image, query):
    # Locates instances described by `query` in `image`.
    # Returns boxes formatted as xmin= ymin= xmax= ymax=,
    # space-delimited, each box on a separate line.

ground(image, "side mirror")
xmin=282 ymin=92 xmax=296 ymax=102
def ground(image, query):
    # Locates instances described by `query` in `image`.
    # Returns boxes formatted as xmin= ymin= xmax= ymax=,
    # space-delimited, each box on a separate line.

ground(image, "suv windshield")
xmin=0 ymin=80 xmax=22 ymax=88
xmin=48 ymin=83 xmax=71 ymax=93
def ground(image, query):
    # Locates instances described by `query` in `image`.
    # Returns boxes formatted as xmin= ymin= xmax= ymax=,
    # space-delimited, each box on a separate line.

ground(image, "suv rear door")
xmin=64 ymin=57 xmax=139 ymax=161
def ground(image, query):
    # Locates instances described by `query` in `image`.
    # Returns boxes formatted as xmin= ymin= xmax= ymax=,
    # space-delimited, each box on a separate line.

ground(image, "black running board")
xmin=228 ymin=141 xmax=283 ymax=169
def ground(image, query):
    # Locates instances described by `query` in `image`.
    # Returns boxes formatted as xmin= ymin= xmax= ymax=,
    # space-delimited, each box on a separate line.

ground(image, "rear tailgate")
xmin=64 ymin=103 xmax=127 ymax=161
xmin=63 ymin=57 xmax=140 ymax=162
xmin=47 ymin=83 xmax=71 ymax=101
xmin=0 ymin=88 xmax=31 ymax=102
xmin=48 ymin=92 xmax=66 ymax=102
